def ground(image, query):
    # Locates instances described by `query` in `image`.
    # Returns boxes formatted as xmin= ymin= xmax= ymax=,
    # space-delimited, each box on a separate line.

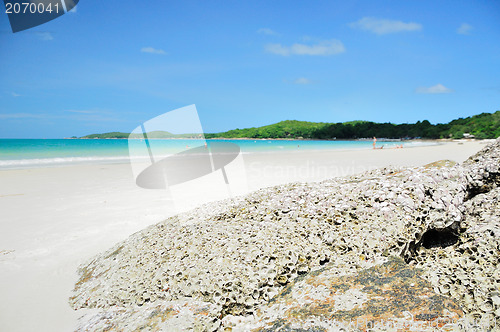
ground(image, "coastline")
xmin=0 ymin=138 xmax=480 ymax=171
xmin=69 ymin=136 xmax=478 ymax=142
xmin=0 ymin=140 xmax=490 ymax=331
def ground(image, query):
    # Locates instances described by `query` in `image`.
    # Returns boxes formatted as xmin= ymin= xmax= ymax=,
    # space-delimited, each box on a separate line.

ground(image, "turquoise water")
xmin=0 ymin=138 xmax=420 ymax=169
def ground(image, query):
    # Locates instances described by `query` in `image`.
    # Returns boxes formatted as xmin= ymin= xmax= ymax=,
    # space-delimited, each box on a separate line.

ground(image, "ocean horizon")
xmin=0 ymin=138 xmax=436 ymax=169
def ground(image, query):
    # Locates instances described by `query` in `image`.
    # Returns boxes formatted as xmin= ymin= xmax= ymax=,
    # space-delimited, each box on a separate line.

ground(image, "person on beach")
xmin=373 ymin=137 xmax=377 ymax=149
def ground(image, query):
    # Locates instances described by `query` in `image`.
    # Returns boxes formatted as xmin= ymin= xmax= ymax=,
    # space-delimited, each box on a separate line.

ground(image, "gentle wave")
xmin=402 ymin=141 xmax=440 ymax=147
xmin=0 ymin=156 xmax=134 ymax=168
xmin=0 ymin=140 xmax=440 ymax=169
xmin=0 ymin=153 xmax=247 ymax=169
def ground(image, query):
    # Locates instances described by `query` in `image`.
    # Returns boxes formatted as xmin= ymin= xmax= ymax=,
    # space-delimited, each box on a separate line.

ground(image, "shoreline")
xmin=1 ymin=139 xmax=489 ymax=172
xmin=62 ymin=136 xmax=486 ymax=142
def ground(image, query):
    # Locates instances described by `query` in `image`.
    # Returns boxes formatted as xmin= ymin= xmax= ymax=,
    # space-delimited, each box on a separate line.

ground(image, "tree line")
xmin=82 ymin=110 xmax=499 ymax=140
xmin=205 ymin=111 xmax=500 ymax=140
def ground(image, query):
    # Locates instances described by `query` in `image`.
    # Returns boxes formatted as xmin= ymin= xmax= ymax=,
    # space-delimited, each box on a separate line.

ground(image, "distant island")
xmin=81 ymin=131 xmax=202 ymax=139
xmin=79 ymin=110 xmax=500 ymax=140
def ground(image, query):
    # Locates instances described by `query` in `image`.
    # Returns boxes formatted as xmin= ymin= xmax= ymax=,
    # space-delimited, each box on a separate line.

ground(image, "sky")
xmin=0 ymin=0 xmax=499 ymax=138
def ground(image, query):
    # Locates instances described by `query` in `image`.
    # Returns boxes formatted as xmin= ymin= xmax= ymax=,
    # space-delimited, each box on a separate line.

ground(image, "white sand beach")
xmin=0 ymin=140 xmax=488 ymax=332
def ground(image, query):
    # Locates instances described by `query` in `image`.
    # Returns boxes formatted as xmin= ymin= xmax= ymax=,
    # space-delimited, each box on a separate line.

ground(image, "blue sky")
xmin=0 ymin=0 xmax=499 ymax=138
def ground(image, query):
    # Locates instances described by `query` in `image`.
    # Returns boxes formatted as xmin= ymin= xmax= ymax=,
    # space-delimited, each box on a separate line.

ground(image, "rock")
xmin=76 ymin=300 xmax=221 ymax=332
xmin=225 ymin=257 xmax=463 ymax=331
xmin=412 ymin=186 xmax=500 ymax=331
xmin=70 ymin=138 xmax=500 ymax=331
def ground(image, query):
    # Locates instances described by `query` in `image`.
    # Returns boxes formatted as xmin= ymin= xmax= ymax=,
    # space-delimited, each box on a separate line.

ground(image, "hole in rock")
xmin=421 ymin=229 xmax=459 ymax=249
xmin=465 ymin=172 xmax=500 ymax=200
xmin=319 ymin=257 xmax=329 ymax=265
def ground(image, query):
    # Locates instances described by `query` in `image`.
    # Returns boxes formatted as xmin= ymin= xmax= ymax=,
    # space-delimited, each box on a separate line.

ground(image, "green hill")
xmin=205 ymin=120 xmax=327 ymax=139
xmin=82 ymin=131 xmax=202 ymax=139
xmin=82 ymin=132 xmax=130 ymax=139
xmin=207 ymin=111 xmax=500 ymax=139
xmin=82 ymin=110 xmax=500 ymax=140
xmin=441 ymin=111 xmax=500 ymax=139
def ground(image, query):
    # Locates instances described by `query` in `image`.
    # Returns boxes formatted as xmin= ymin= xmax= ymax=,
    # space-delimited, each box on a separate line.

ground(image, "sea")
xmin=0 ymin=139 xmax=436 ymax=169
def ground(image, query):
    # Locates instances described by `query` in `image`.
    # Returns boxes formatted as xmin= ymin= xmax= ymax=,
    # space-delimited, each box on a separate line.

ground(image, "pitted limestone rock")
xmin=71 ymin=138 xmax=500 ymax=331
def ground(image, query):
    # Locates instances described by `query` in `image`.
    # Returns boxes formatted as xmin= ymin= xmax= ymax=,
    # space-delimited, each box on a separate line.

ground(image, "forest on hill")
xmin=82 ymin=110 xmax=500 ymax=140
xmin=205 ymin=111 xmax=500 ymax=139
xmin=82 ymin=131 xmax=202 ymax=139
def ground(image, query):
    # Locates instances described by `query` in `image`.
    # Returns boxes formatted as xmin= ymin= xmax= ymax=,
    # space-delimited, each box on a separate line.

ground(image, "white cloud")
xmin=257 ymin=28 xmax=279 ymax=36
xmin=141 ymin=47 xmax=167 ymax=55
xmin=349 ymin=17 xmax=422 ymax=35
xmin=293 ymin=77 xmax=312 ymax=84
xmin=415 ymin=84 xmax=453 ymax=94
xmin=36 ymin=32 xmax=53 ymax=41
xmin=11 ymin=92 xmax=21 ymax=97
xmin=457 ymin=23 xmax=472 ymax=35
xmin=265 ymin=39 xmax=345 ymax=56
xmin=265 ymin=43 xmax=290 ymax=56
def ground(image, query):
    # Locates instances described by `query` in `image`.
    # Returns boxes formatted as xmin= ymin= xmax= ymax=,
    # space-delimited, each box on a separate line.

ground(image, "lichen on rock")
xmin=225 ymin=257 xmax=463 ymax=331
